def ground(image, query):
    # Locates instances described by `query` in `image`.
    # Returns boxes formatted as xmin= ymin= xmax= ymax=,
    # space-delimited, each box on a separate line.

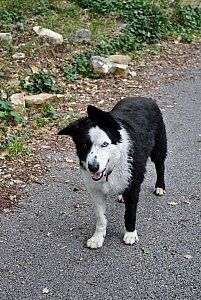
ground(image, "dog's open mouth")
xmin=91 ymin=171 xmax=104 ymax=181
xmin=90 ymin=160 xmax=109 ymax=181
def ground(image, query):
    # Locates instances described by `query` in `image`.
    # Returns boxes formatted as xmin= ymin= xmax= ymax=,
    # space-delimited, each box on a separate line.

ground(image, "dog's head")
xmin=58 ymin=105 xmax=122 ymax=182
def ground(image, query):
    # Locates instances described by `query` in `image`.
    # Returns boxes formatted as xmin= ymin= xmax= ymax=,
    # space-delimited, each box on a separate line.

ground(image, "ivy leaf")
xmin=0 ymin=111 xmax=7 ymax=117
xmin=10 ymin=111 xmax=22 ymax=122
xmin=142 ymin=247 xmax=151 ymax=254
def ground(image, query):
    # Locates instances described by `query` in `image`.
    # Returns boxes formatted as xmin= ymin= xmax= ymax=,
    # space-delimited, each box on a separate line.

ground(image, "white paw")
xmin=87 ymin=231 xmax=105 ymax=249
xmin=123 ymin=230 xmax=139 ymax=245
xmin=154 ymin=187 xmax=166 ymax=196
xmin=117 ymin=195 xmax=124 ymax=203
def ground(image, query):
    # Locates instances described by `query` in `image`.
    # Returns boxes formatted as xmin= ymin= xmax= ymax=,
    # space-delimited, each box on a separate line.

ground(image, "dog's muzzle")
xmin=88 ymin=160 xmax=110 ymax=182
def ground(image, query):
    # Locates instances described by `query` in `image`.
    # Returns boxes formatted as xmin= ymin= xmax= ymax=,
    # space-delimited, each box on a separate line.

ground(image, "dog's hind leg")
xmin=87 ymin=193 xmax=107 ymax=249
xmin=151 ymin=121 xmax=167 ymax=196
xmin=123 ymin=185 xmax=140 ymax=245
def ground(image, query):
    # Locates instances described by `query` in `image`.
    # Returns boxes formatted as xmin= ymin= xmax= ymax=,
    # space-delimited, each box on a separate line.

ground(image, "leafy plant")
xmin=73 ymin=0 xmax=201 ymax=54
xmin=43 ymin=104 xmax=59 ymax=119
xmin=72 ymin=0 xmax=118 ymax=14
xmin=0 ymin=8 xmax=24 ymax=23
xmin=36 ymin=117 xmax=50 ymax=127
xmin=21 ymin=70 xmax=55 ymax=94
xmin=0 ymin=0 xmax=55 ymax=18
xmin=28 ymin=104 xmax=59 ymax=128
xmin=58 ymin=111 xmax=82 ymax=130
xmin=0 ymin=100 xmax=23 ymax=124
xmin=63 ymin=52 xmax=99 ymax=81
xmin=2 ymin=135 xmax=31 ymax=159
xmin=142 ymin=247 xmax=152 ymax=254
xmin=0 ymin=101 xmax=11 ymax=118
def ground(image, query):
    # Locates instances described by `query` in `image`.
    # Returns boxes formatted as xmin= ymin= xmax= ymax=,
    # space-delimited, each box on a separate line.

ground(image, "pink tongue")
xmin=92 ymin=172 xmax=102 ymax=179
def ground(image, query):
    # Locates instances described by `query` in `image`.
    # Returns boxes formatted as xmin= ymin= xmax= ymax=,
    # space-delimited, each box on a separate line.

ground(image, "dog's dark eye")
xmin=102 ymin=142 xmax=109 ymax=147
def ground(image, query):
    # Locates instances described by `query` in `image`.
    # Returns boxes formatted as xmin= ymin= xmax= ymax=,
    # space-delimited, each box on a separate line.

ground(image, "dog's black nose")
xmin=88 ymin=162 xmax=100 ymax=173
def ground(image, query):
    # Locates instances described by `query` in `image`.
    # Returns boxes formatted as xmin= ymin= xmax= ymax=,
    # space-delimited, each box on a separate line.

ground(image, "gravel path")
xmin=0 ymin=59 xmax=201 ymax=300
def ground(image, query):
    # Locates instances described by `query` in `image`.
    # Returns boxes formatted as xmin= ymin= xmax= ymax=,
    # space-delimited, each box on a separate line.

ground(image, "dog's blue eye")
xmin=102 ymin=142 xmax=109 ymax=147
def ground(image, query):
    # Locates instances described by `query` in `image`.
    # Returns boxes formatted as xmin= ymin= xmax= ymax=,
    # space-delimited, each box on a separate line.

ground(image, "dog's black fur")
xmin=110 ymin=97 xmax=167 ymax=232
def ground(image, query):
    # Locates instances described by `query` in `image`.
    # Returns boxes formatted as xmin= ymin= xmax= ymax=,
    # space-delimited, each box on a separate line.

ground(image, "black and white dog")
xmin=58 ymin=97 xmax=167 ymax=249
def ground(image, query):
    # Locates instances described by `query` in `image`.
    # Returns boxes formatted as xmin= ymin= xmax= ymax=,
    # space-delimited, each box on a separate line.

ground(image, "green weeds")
xmin=2 ymin=135 xmax=31 ymax=159
xmin=21 ymin=70 xmax=55 ymax=94
xmin=73 ymin=0 xmax=201 ymax=52
xmin=0 ymin=100 xmax=23 ymax=124
xmin=63 ymin=53 xmax=99 ymax=81
xmin=64 ymin=0 xmax=201 ymax=76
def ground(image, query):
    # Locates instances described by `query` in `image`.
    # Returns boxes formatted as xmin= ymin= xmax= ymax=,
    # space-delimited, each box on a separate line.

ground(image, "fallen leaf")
xmin=60 ymin=245 xmax=67 ymax=250
xmin=0 ymin=150 xmax=9 ymax=159
xmin=41 ymin=145 xmax=51 ymax=149
xmin=64 ymin=179 xmax=70 ymax=184
xmin=73 ymin=166 xmax=80 ymax=170
xmin=29 ymin=174 xmax=39 ymax=182
xmin=42 ymin=288 xmax=49 ymax=294
xmin=3 ymin=208 xmax=10 ymax=213
xmin=167 ymin=201 xmax=179 ymax=206
xmin=64 ymin=158 xmax=75 ymax=163
xmin=182 ymin=200 xmax=191 ymax=205
xmin=184 ymin=255 xmax=193 ymax=260
xmin=12 ymin=179 xmax=24 ymax=184
xmin=142 ymin=247 xmax=151 ymax=254
xmin=166 ymin=105 xmax=175 ymax=108
xmin=69 ymin=227 xmax=75 ymax=231
xmin=3 ymin=174 xmax=12 ymax=179
xmin=30 ymin=65 xmax=40 ymax=73
xmin=9 ymin=195 xmax=17 ymax=201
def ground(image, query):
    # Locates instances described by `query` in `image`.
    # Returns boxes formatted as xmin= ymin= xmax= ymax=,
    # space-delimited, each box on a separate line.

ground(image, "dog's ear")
xmin=87 ymin=105 xmax=121 ymax=131
xmin=58 ymin=118 xmax=84 ymax=137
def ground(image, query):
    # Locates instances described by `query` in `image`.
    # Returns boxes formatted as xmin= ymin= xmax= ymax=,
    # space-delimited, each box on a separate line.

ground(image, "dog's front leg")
xmin=87 ymin=193 xmax=107 ymax=249
xmin=123 ymin=185 xmax=140 ymax=245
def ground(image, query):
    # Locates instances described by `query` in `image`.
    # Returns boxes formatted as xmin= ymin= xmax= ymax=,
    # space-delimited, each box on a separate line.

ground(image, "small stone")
xmin=25 ymin=93 xmax=65 ymax=107
xmin=128 ymin=70 xmax=137 ymax=77
xmin=7 ymin=79 xmax=21 ymax=88
xmin=10 ymin=93 xmax=26 ymax=115
xmin=0 ymin=92 xmax=7 ymax=100
xmin=91 ymin=55 xmax=130 ymax=78
xmin=0 ymin=33 xmax=12 ymax=43
xmin=115 ymin=64 xmax=129 ymax=78
xmin=0 ymin=150 xmax=9 ymax=160
xmin=33 ymin=26 xmax=63 ymax=44
xmin=91 ymin=56 xmax=116 ymax=75
xmin=16 ymin=22 xmax=24 ymax=31
xmin=42 ymin=288 xmax=49 ymax=294
xmin=72 ymin=29 xmax=92 ymax=42
xmin=107 ymin=55 xmax=131 ymax=65
xmin=12 ymin=52 xmax=25 ymax=59
xmin=3 ymin=208 xmax=11 ymax=214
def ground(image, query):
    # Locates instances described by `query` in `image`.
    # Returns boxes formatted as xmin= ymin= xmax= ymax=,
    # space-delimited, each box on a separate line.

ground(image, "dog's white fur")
xmin=81 ymin=126 xmax=134 ymax=249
